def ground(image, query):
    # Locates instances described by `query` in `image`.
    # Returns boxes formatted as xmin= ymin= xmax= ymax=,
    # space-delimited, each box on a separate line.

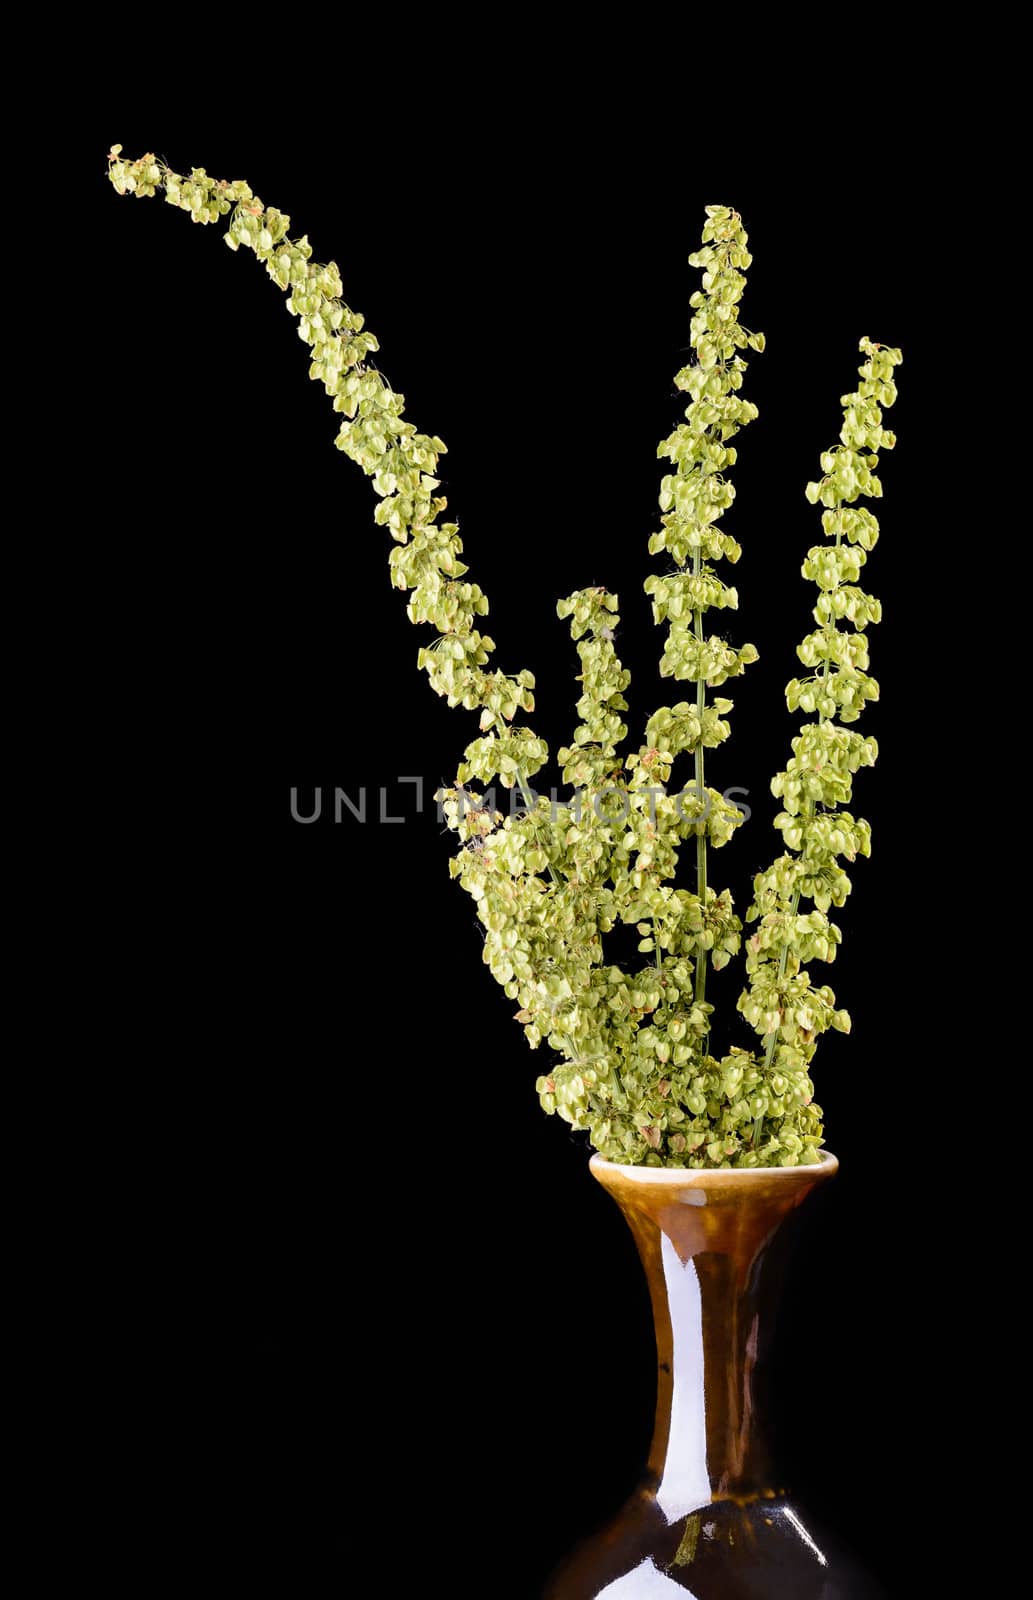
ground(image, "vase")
xmin=544 ymin=1152 xmax=885 ymax=1598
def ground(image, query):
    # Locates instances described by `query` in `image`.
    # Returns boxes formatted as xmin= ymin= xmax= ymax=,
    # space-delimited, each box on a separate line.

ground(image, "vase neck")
xmin=592 ymin=1158 xmax=834 ymax=1520
xmin=650 ymin=1226 xmax=774 ymax=1510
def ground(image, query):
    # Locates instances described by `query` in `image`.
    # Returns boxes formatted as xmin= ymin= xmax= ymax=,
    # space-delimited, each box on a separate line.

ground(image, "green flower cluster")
xmin=739 ymin=337 xmax=902 ymax=1148
xmin=108 ymin=145 xmax=538 ymax=756
xmin=109 ymin=155 xmax=900 ymax=1167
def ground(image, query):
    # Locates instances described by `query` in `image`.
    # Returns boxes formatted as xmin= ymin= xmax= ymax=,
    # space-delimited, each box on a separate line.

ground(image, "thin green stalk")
xmin=693 ymin=547 xmax=708 ymax=1008
xmin=516 ymin=767 xmax=561 ymax=885
xmin=515 ymin=769 xmax=538 ymax=815
xmin=758 ymin=521 xmax=843 ymax=1147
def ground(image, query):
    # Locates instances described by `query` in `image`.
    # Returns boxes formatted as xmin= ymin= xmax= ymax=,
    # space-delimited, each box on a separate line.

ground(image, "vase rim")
xmin=589 ymin=1149 xmax=838 ymax=1181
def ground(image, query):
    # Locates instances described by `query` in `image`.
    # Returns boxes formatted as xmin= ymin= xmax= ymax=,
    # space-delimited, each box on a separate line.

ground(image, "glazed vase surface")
xmin=545 ymin=1153 xmax=884 ymax=1598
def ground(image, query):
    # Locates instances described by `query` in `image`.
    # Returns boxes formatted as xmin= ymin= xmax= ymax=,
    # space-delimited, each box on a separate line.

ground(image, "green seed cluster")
xmin=738 ymin=338 xmax=902 ymax=1137
xmin=107 ymin=145 xmax=539 ymax=759
xmin=110 ymin=154 xmax=899 ymax=1167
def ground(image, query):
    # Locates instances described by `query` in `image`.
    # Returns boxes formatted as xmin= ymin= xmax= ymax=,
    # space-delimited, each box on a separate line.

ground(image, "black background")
xmin=65 ymin=99 xmax=960 ymax=1596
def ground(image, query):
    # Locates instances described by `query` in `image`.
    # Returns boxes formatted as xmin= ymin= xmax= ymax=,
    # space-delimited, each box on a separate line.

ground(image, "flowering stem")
xmin=762 ymin=523 xmax=843 ymax=1074
xmin=693 ymin=548 xmax=708 ymax=1008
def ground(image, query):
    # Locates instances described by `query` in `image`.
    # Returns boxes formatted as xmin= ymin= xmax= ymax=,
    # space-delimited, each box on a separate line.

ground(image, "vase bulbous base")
xmin=545 ymin=1486 xmax=886 ymax=1597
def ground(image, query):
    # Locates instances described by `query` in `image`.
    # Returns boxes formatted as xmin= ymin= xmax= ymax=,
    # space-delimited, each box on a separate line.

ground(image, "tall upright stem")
xmin=762 ymin=524 xmax=842 ymax=1075
xmin=693 ymin=546 xmax=708 ymax=1008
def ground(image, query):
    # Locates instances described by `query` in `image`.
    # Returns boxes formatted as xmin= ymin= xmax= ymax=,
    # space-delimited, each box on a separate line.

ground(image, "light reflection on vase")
xmin=545 ymin=1153 xmax=885 ymax=1599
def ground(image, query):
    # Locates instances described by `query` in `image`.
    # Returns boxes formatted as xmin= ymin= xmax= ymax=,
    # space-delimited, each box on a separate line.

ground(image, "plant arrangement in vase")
xmin=108 ymin=148 xmax=900 ymax=1597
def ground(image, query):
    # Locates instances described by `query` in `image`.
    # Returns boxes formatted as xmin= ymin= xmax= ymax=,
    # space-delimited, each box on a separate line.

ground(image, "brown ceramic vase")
xmin=545 ymin=1152 xmax=885 ymax=1598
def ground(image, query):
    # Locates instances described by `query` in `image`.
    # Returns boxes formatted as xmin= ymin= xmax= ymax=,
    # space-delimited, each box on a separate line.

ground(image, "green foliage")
xmin=738 ymin=337 xmax=902 ymax=1148
xmin=108 ymin=152 xmax=901 ymax=1168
